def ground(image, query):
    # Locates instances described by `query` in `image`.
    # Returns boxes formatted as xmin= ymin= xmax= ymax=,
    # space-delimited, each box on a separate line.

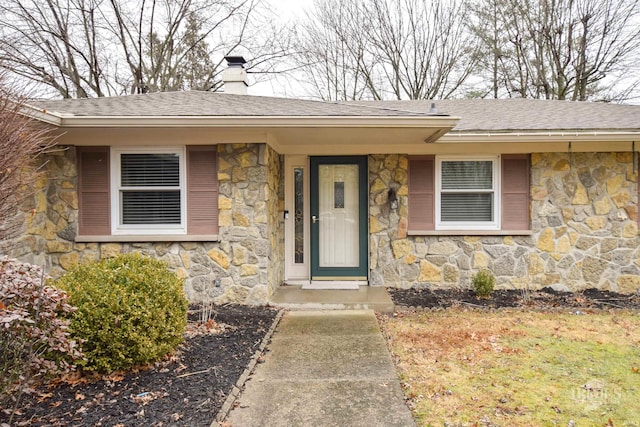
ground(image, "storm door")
xmin=310 ymin=156 xmax=368 ymax=279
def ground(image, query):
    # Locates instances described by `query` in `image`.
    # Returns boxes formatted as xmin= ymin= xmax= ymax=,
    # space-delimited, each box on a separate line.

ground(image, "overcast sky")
xmin=270 ymin=0 xmax=313 ymax=19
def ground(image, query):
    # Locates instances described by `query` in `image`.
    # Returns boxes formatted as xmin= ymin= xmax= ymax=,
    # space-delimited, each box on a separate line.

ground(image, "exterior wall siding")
xmin=0 ymin=143 xmax=283 ymax=305
xmin=369 ymin=152 xmax=640 ymax=294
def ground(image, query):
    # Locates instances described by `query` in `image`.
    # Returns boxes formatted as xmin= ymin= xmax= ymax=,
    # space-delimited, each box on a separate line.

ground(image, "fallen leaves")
xmin=184 ymin=319 xmax=235 ymax=338
xmin=131 ymin=391 xmax=167 ymax=405
xmin=103 ymin=372 xmax=124 ymax=382
xmin=36 ymin=392 xmax=52 ymax=402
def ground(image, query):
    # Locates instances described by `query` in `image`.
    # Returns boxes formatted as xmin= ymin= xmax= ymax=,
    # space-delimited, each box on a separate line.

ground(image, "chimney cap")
xmin=224 ymin=56 xmax=247 ymax=67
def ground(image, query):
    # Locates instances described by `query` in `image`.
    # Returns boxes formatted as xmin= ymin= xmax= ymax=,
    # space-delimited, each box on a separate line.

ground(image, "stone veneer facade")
xmin=369 ymin=152 xmax=640 ymax=294
xmin=3 ymin=147 xmax=640 ymax=303
xmin=0 ymin=143 xmax=284 ymax=305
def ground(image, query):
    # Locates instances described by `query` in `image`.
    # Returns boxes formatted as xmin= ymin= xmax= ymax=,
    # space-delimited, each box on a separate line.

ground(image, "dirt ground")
xmin=2 ymin=305 xmax=278 ymax=427
xmin=389 ymin=287 xmax=640 ymax=310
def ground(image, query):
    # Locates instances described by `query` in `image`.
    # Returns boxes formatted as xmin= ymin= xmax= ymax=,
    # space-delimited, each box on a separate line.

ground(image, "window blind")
xmin=121 ymin=154 xmax=179 ymax=187
xmin=441 ymin=161 xmax=492 ymax=190
xmin=441 ymin=193 xmax=493 ymax=221
xmin=122 ymin=191 xmax=181 ymax=224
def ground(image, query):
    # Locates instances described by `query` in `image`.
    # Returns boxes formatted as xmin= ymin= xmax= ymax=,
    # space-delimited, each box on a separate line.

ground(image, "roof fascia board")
xmin=52 ymin=115 xmax=460 ymax=128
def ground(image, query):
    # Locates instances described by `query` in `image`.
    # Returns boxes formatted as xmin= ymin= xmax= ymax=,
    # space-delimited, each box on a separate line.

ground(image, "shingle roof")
xmin=30 ymin=91 xmax=423 ymax=117
xmin=346 ymin=98 xmax=640 ymax=132
xmin=29 ymin=91 xmax=640 ymax=132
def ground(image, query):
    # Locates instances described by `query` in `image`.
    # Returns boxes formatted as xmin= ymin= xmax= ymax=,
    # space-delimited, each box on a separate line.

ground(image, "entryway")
xmin=284 ymin=155 xmax=369 ymax=285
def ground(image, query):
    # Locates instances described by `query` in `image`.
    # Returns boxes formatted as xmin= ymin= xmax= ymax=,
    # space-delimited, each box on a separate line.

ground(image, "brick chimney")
xmin=222 ymin=56 xmax=248 ymax=95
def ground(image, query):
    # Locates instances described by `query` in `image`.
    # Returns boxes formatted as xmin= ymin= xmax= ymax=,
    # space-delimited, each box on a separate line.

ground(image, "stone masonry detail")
xmin=0 ymin=143 xmax=284 ymax=305
xmin=369 ymin=152 xmax=640 ymax=293
xmin=212 ymin=143 xmax=283 ymax=304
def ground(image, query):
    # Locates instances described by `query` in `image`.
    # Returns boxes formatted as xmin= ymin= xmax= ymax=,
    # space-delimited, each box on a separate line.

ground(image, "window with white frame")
xmin=111 ymin=148 xmax=186 ymax=234
xmin=436 ymin=157 xmax=499 ymax=230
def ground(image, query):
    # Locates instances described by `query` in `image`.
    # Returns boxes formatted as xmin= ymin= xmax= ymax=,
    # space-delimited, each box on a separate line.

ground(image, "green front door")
xmin=310 ymin=156 xmax=368 ymax=280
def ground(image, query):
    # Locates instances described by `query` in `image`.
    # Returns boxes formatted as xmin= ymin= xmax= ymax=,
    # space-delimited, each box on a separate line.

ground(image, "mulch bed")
xmin=388 ymin=287 xmax=640 ymax=310
xmin=2 ymin=304 xmax=278 ymax=427
xmin=3 ymin=288 xmax=638 ymax=426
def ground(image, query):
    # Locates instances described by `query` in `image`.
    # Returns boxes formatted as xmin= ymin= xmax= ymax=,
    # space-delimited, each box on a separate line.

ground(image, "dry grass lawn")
xmin=379 ymin=310 xmax=640 ymax=427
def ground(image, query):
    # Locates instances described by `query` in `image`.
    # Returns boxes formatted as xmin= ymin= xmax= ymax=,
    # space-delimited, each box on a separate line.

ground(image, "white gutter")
xmin=440 ymin=130 xmax=640 ymax=143
xmin=18 ymin=104 xmax=63 ymax=126
xmin=46 ymin=115 xmax=461 ymax=129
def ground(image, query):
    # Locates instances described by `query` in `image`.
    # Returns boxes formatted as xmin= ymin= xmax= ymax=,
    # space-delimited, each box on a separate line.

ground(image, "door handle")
xmin=312 ymin=215 xmax=319 ymax=223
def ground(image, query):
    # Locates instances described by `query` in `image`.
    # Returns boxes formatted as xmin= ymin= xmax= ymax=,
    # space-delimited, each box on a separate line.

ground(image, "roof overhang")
xmin=33 ymin=114 xmax=461 ymax=155
xmin=23 ymin=106 xmax=640 ymax=155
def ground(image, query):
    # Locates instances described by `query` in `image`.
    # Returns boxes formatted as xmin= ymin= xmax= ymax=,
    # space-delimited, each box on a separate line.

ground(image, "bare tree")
xmin=467 ymin=0 xmax=511 ymax=98
xmin=293 ymin=0 xmax=480 ymax=101
xmin=0 ymin=0 xmax=108 ymax=98
xmin=292 ymin=1 xmax=371 ymax=101
xmin=0 ymin=0 xmax=292 ymax=97
xmin=0 ymin=75 xmax=56 ymax=240
xmin=470 ymin=0 xmax=640 ymax=101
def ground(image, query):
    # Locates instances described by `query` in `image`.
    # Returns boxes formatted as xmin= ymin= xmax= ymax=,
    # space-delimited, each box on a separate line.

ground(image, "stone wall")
xmin=369 ymin=154 xmax=412 ymax=286
xmin=265 ymin=145 xmax=285 ymax=297
xmin=4 ymin=147 xmax=639 ymax=301
xmin=0 ymin=143 xmax=284 ymax=305
xmin=530 ymin=152 xmax=639 ymax=292
xmin=368 ymin=152 xmax=640 ymax=294
xmin=0 ymin=146 xmax=76 ymax=270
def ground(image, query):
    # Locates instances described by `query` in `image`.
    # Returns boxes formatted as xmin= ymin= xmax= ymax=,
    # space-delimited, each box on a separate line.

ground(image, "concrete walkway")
xmin=224 ymin=310 xmax=416 ymax=427
xmin=270 ymin=286 xmax=395 ymax=312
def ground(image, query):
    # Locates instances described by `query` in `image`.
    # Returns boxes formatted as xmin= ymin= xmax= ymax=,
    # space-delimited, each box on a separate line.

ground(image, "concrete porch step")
xmin=269 ymin=285 xmax=395 ymax=313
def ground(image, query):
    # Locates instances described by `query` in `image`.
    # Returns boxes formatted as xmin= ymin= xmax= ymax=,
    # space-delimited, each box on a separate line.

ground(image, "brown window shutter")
xmin=77 ymin=147 xmax=111 ymax=235
xmin=501 ymin=154 xmax=530 ymax=230
xmin=187 ymin=146 xmax=218 ymax=235
xmin=408 ymin=156 xmax=435 ymax=231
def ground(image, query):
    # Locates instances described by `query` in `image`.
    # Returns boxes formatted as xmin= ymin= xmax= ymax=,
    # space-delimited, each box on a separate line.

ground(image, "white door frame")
xmin=284 ymin=155 xmax=310 ymax=281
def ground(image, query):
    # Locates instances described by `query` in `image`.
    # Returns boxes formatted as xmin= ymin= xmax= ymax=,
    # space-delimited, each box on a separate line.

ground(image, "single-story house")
xmin=4 ymin=59 xmax=640 ymax=304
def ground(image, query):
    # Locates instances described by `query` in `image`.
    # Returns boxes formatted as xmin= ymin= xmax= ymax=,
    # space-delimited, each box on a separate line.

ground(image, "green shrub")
xmin=472 ymin=269 xmax=495 ymax=298
xmin=54 ymin=254 xmax=188 ymax=373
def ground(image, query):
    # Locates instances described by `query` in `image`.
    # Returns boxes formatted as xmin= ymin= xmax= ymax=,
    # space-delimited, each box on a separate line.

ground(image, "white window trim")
xmin=435 ymin=155 xmax=500 ymax=231
xmin=284 ymin=155 xmax=310 ymax=281
xmin=110 ymin=147 xmax=187 ymax=235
